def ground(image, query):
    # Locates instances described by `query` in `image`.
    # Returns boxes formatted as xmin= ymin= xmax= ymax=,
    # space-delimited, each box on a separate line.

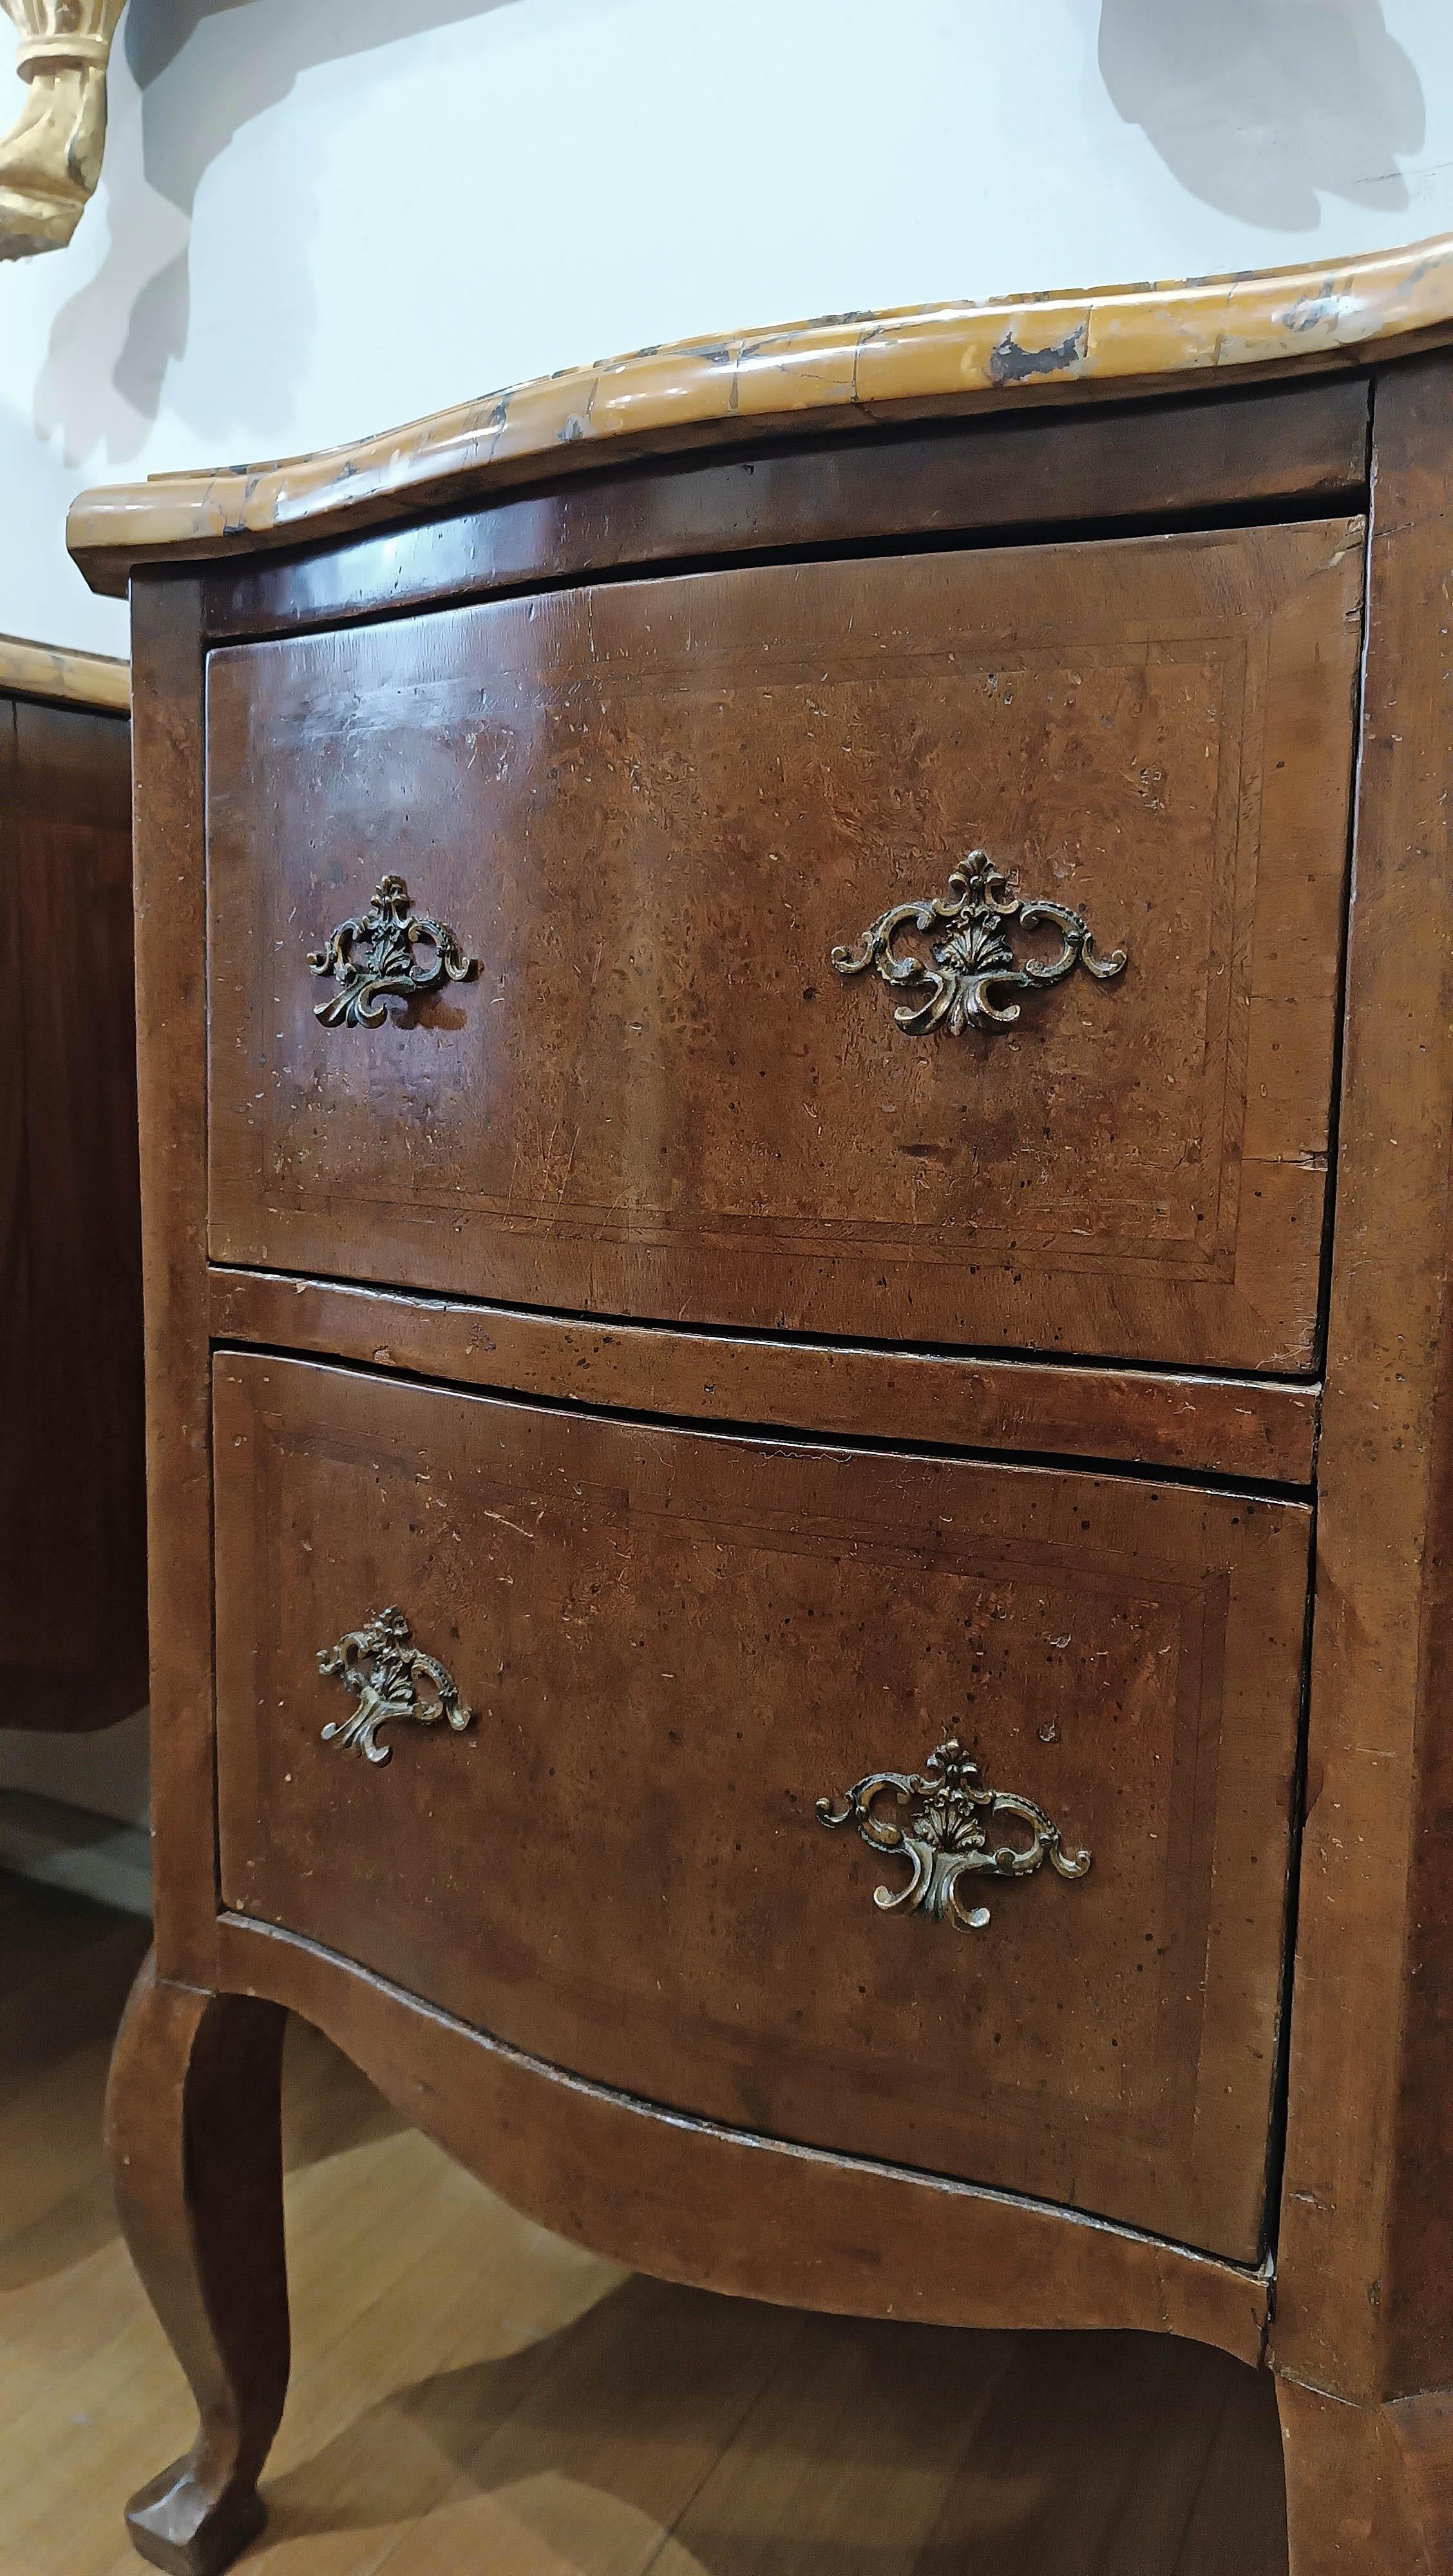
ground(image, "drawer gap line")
xmin=201 ymin=488 xmax=1371 ymax=652
xmin=207 ymin=1262 xmax=1327 ymax=1398
xmin=210 ymin=1332 xmax=1320 ymax=1502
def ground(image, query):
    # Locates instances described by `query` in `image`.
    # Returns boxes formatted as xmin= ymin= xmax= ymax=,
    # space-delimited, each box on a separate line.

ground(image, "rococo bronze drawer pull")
xmin=307 ymin=873 xmax=476 ymax=1028
xmin=316 ymin=1606 xmax=474 ymax=1765
xmin=817 ymin=1733 xmax=1090 ymax=1931
xmin=831 ymin=851 xmax=1126 ymax=1035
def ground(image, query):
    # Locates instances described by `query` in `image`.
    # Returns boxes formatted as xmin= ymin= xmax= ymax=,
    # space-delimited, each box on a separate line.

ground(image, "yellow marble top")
xmin=68 ymin=231 xmax=1453 ymax=597
xmin=0 ymin=630 xmax=129 ymax=710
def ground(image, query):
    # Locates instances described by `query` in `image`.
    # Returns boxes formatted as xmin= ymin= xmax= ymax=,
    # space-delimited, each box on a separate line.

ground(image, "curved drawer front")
xmin=214 ymin=1352 xmax=1310 ymax=2263
xmin=206 ymin=520 xmax=1361 ymax=1372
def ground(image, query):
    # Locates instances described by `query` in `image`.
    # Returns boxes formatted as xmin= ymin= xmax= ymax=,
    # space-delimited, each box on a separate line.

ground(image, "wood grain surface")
xmin=213 ymin=1351 xmax=1309 ymax=2262
xmin=205 ymin=521 xmax=1362 ymax=1372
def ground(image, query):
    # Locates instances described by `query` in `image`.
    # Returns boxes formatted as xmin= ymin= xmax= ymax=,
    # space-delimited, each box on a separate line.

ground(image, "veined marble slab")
xmin=68 ymin=231 xmax=1453 ymax=596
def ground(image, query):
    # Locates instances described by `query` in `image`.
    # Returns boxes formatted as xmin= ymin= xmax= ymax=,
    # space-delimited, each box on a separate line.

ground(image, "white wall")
xmin=4 ymin=0 xmax=1453 ymax=655
xmin=0 ymin=1708 xmax=150 ymax=1824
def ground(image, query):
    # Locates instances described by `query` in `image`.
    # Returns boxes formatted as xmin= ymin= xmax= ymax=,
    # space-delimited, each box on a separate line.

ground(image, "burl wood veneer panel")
xmin=206 ymin=522 xmax=1361 ymax=1371
xmin=214 ymin=1352 xmax=1310 ymax=2263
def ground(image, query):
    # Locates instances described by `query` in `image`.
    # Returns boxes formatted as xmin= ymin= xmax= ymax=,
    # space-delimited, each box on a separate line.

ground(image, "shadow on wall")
xmin=35 ymin=0 xmax=548 ymax=462
xmin=1099 ymin=0 xmax=1426 ymax=231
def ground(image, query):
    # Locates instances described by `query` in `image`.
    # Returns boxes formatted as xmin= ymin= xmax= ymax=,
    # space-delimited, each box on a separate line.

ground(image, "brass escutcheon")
xmin=307 ymin=873 xmax=475 ymax=1028
xmin=817 ymin=1732 xmax=1091 ymax=1931
xmin=315 ymin=1607 xmax=473 ymax=1766
xmin=833 ymin=851 xmax=1126 ymax=1036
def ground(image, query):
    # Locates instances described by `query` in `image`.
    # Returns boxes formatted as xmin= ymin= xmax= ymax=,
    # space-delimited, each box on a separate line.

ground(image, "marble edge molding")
xmin=67 ymin=229 xmax=1453 ymax=596
xmin=0 ymin=629 xmax=129 ymax=709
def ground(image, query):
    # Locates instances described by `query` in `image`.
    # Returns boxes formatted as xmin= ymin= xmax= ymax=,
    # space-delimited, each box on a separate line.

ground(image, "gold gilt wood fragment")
xmin=0 ymin=0 xmax=124 ymax=259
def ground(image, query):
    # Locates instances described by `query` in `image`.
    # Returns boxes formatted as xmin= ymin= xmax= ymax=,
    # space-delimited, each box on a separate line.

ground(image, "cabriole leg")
xmin=105 ymin=1952 xmax=290 ymax=2575
xmin=1277 ymin=2372 xmax=1453 ymax=2575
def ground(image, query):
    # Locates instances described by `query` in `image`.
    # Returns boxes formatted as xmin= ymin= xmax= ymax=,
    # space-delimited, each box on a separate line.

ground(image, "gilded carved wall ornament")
xmin=831 ymin=852 xmax=1127 ymax=1035
xmin=0 ymin=0 xmax=125 ymax=260
xmin=817 ymin=1733 xmax=1091 ymax=1931
xmin=308 ymin=874 xmax=475 ymax=1028
xmin=316 ymin=1607 xmax=473 ymax=1766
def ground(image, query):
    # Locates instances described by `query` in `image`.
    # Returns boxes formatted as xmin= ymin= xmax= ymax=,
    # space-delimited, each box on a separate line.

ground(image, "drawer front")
xmin=207 ymin=522 xmax=1361 ymax=1372
xmin=214 ymin=1352 xmax=1310 ymax=2261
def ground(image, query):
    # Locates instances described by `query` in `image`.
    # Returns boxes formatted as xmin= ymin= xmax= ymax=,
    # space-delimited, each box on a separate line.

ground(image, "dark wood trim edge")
xmin=196 ymin=378 xmax=1372 ymax=649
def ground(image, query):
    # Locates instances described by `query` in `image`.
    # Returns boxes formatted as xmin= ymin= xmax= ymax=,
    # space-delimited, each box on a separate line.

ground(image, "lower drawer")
xmin=213 ymin=1351 xmax=1310 ymax=2262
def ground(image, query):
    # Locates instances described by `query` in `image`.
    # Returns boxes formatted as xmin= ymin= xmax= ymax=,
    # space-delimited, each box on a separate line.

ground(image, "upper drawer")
xmin=207 ymin=520 xmax=1362 ymax=1370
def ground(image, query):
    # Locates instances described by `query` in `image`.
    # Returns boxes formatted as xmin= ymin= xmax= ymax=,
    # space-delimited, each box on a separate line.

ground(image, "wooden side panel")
xmin=0 ymin=692 xmax=146 ymax=1730
xmin=206 ymin=522 xmax=1362 ymax=1372
xmin=213 ymin=1352 xmax=1309 ymax=2264
xmin=129 ymin=578 xmax=219 ymax=1978
xmin=1275 ymin=349 xmax=1453 ymax=2409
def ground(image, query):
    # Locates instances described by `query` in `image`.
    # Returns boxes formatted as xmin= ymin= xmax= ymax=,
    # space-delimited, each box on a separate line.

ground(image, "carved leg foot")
xmin=1277 ymin=2374 xmax=1453 ymax=2574
xmin=106 ymin=1953 xmax=290 ymax=2575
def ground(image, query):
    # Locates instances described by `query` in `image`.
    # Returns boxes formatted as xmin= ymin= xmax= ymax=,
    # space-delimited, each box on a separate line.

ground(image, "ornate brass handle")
xmin=831 ymin=851 xmax=1126 ymax=1035
xmin=817 ymin=1733 xmax=1090 ymax=1931
xmin=307 ymin=873 xmax=475 ymax=1028
xmin=316 ymin=1607 xmax=473 ymax=1765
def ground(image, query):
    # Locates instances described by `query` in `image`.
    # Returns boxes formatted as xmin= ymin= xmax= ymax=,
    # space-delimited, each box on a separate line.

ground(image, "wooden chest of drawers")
xmin=72 ymin=269 xmax=1453 ymax=2575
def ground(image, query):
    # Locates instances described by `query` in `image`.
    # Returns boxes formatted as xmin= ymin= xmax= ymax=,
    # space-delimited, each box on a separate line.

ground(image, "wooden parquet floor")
xmin=0 ymin=1873 xmax=1287 ymax=2575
